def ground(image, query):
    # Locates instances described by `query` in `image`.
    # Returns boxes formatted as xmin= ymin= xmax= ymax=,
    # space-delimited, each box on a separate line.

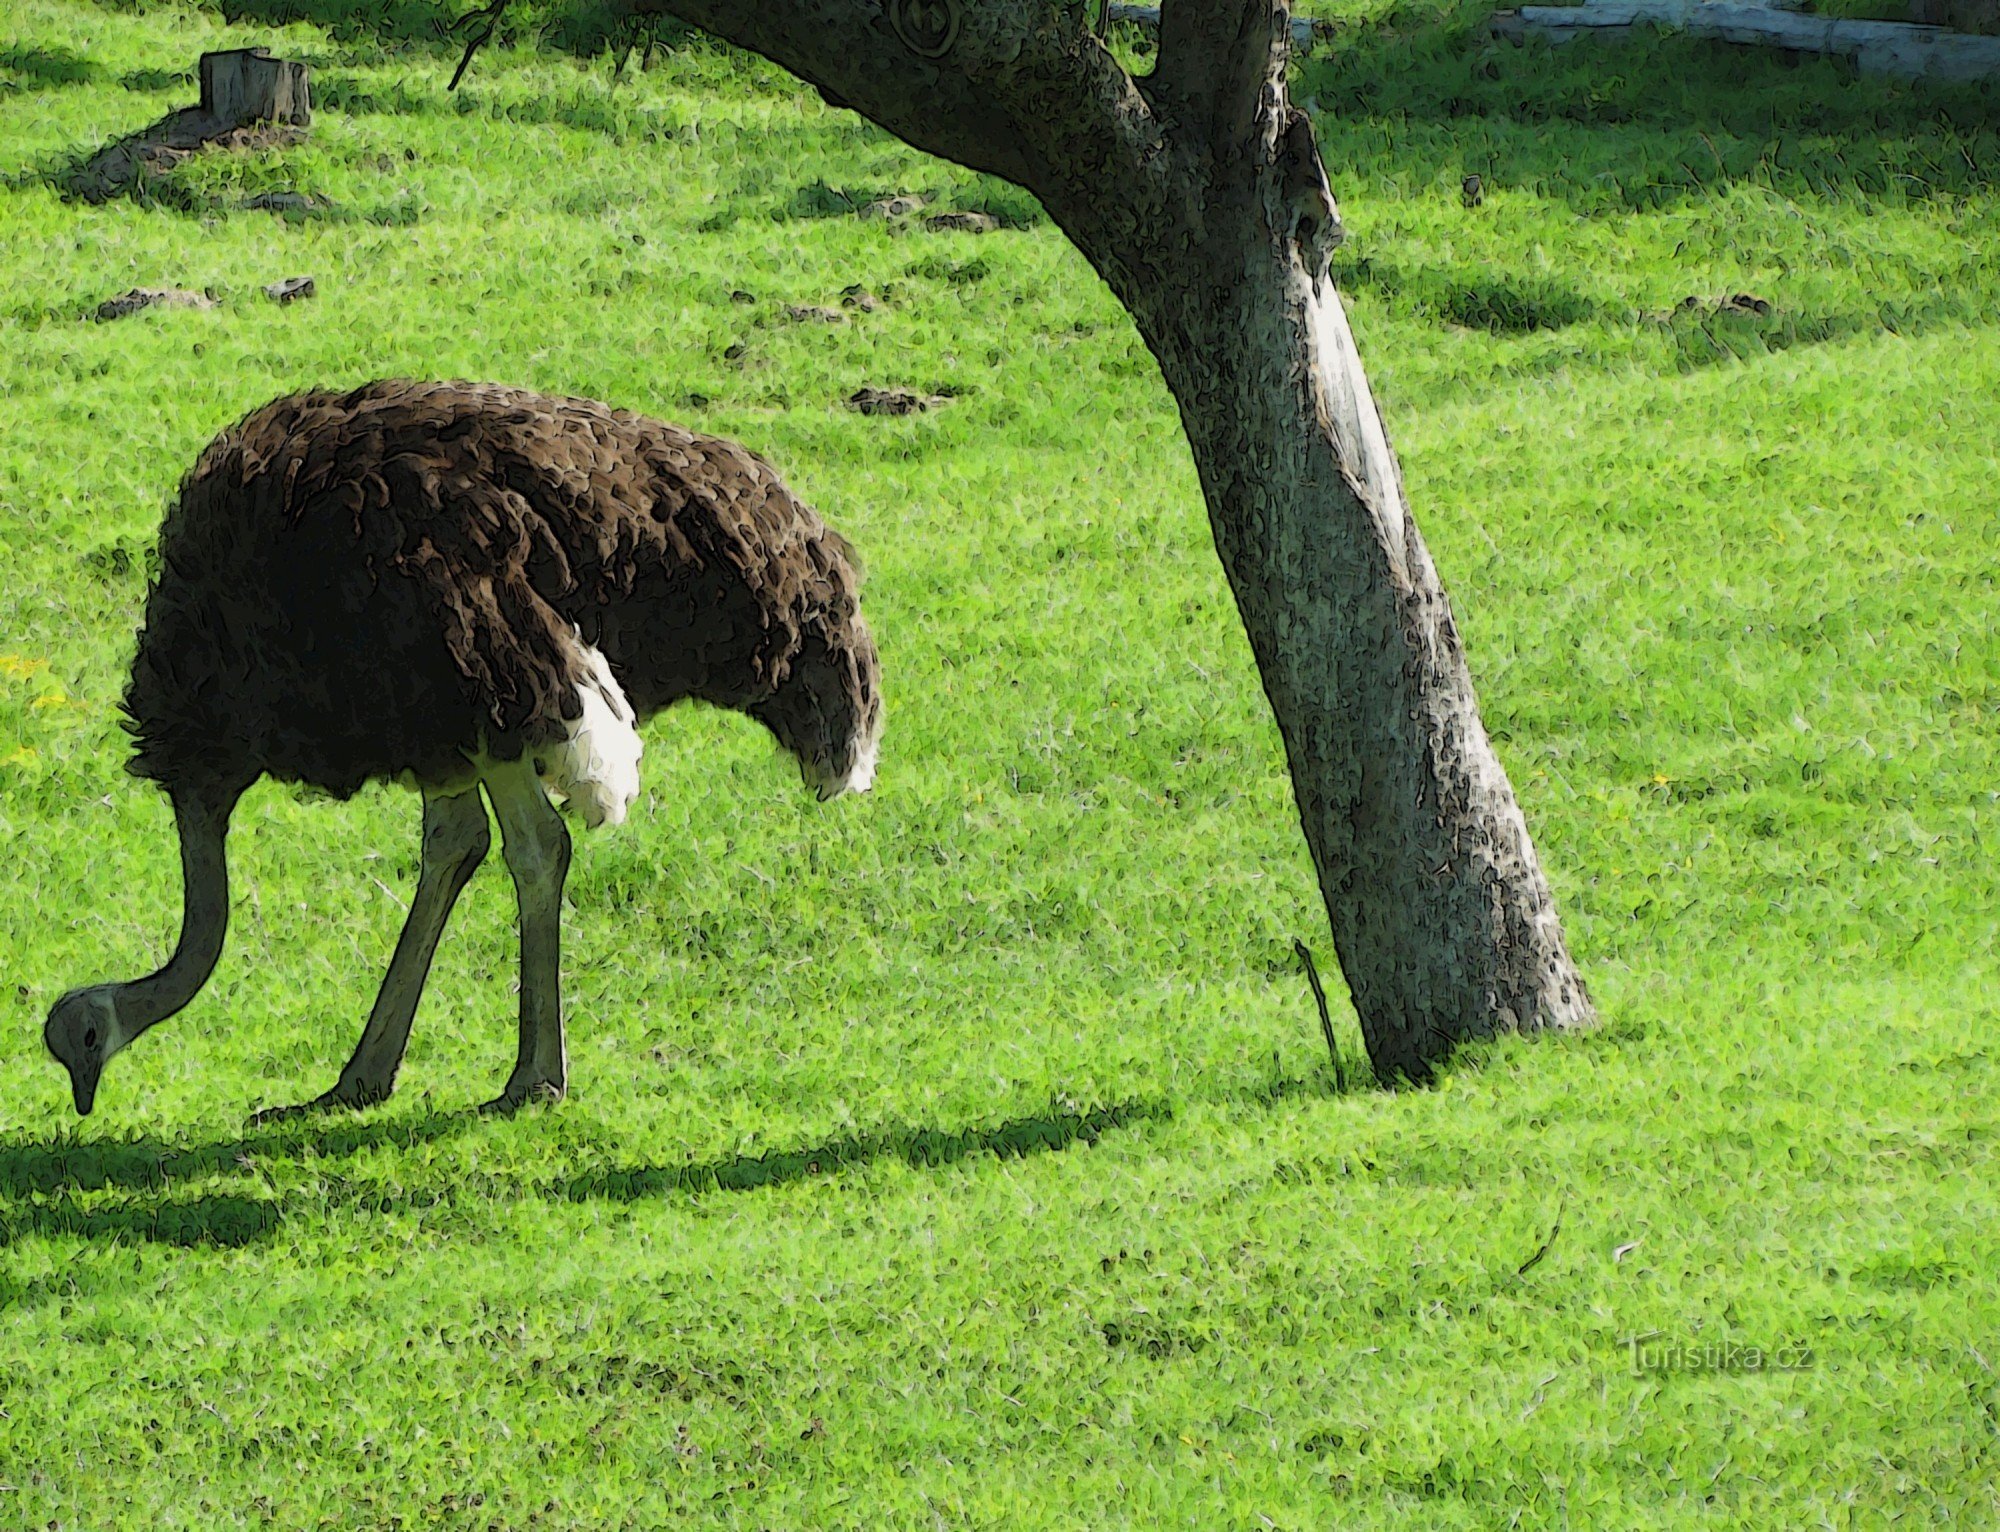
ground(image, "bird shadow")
xmin=0 ymin=1105 xmax=478 ymax=1198
xmin=0 ymin=1108 xmax=480 ymax=1252
xmin=0 ymin=1062 xmax=1357 ymax=1258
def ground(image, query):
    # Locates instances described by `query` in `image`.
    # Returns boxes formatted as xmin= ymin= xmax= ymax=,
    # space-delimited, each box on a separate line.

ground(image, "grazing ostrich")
xmin=44 ymin=380 xmax=882 ymax=1119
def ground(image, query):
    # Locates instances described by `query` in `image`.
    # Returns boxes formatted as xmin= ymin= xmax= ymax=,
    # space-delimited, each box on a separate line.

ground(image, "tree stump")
xmin=63 ymin=50 xmax=312 ymax=202
xmin=198 ymin=49 xmax=312 ymax=129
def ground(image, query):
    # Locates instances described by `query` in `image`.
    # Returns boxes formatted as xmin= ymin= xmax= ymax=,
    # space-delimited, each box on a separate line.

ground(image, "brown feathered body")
xmin=122 ymin=379 xmax=880 ymax=801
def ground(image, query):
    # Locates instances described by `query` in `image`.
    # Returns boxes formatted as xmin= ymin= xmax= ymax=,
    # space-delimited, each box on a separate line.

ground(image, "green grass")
xmin=4 ymin=0 xmax=2000 ymax=1524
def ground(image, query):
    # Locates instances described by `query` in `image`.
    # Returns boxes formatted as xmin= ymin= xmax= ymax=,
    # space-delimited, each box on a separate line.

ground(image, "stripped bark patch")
xmin=241 ymin=190 xmax=336 ymax=216
xmin=847 ymin=387 xmax=949 ymax=415
xmin=95 ymin=287 xmax=217 ymax=321
xmin=923 ymin=210 xmax=998 ymax=233
xmin=860 ymin=194 xmax=928 ymax=220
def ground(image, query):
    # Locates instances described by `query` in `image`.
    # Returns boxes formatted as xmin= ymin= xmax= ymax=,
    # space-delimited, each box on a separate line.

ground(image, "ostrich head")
xmin=752 ymin=616 xmax=883 ymax=801
xmin=45 ymin=984 xmax=122 ymax=1116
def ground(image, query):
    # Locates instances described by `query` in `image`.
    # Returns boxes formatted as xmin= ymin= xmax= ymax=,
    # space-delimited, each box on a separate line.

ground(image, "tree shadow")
xmin=0 ymin=1062 xmax=1357 ymax=1256
xmin=120 ymin=66 xmax=199 ymax=92
xmin=78 ymin=0 xmax=481 ymax=49
xmin=58 ymin=0 xmax=2000 ymax=208
xmin=1 ymin=45 xmax=103 ymax=89
xmin=46 ymin=105 xmax=309 ymax=206
xmin=1302 ymin=0 xmax=2000 ymax=212
xmin=549 ymin=1096 xmax=1169 ymax=1207
xmin=1282 ymin=2 xmax=2000 ymax=377
xmin=307 ymin=66 xmax=704 ymax=139
xmin=1337 ymin=254 xmax=1600 ymax=334
xmin=74 ymin=0 xmax=693 ymax=63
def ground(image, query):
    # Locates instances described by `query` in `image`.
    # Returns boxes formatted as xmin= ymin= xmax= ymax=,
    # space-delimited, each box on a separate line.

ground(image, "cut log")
xmin=1493 ymin=1 xmax=2000 ymax=78
xmin=199 ymin=49 xmax=312 ymax=129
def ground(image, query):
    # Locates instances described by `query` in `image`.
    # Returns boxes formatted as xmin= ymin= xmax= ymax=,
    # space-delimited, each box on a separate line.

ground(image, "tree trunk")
xmin=635 ymin=0 xmax=1596 ymax=1080
xmin=1132 ymin=258 xmax=1590 ymax=1080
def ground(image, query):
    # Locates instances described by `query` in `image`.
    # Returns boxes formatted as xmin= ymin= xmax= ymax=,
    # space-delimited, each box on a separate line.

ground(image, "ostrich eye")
xmin=83 ymin=1027 xmax=98 ymax=1051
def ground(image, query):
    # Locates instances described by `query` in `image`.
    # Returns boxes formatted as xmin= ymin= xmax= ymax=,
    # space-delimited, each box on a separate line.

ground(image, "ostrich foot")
xmin=247 ymin=1077 xmax=392 ymax=1126
xmin=480 ymin=1075 xmax=565 ymax=1116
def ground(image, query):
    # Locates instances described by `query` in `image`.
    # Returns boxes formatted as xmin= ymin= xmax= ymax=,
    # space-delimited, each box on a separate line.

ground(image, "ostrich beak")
xmin=65 ymin=1057 xmax=100 ymax=1117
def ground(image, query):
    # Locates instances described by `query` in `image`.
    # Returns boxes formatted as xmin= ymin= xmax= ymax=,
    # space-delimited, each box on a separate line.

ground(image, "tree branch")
xmin=631 ymin=0 xmax=1187 ymax=244
xmin=446 ymin=0 xmax=511 ymax=92
xmin=1151 ymin=0 xmax=1288 ymax=142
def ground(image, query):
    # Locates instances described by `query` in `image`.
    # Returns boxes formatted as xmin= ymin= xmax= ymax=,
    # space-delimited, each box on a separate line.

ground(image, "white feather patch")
xmin=543 ymin=634 xmax=643 ymax=828
xmin=842 ymin=713 xmax=880 ymax=796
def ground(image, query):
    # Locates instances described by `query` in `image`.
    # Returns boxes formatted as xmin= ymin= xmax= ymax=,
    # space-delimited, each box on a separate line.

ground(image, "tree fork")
xmin=630 ymin=0 xmax=1595 ymax=1079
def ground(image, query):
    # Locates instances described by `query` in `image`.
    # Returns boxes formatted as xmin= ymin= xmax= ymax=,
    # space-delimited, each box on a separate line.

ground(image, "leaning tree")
xmin=621 ymin=0 xmax=1596 ymax=1080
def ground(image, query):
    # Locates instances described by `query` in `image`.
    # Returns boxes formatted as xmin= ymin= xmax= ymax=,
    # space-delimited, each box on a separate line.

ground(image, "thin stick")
xmin=447 ymin=0 xmax=511 ymax=93
xmin=1516 ymin=1200 xmax=1566 ymax=1277
xmin=1293 ymin=939 xmax=1347 ymax=1093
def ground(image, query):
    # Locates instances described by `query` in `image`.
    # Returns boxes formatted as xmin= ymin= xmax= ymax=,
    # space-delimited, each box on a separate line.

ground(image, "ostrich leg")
xmin=481 ymin=756 xmax=572 ymax=1112
xmin=248 ymin=782 xmax=489 ymax=1124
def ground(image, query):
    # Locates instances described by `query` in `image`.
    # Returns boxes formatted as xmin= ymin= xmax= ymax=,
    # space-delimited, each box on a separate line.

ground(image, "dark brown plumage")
xmin=47 ymin=380 xmax=882 ymax=1120
xmin=124 ymin=378 xmax=879 ymax=799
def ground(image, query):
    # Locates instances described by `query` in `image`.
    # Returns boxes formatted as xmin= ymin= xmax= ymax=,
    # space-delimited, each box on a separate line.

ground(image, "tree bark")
xmin=633 ymin=0 xmax=1595 ymax=1080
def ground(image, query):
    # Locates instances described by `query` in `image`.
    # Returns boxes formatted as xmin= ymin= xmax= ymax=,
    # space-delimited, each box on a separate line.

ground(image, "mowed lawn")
xmin=2 ymin=0 xmax=1998 ymax=1524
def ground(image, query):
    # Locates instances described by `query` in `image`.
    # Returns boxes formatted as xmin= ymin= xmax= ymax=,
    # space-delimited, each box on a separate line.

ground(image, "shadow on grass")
xmin=1338 ymin=255 xmax=1599 ymax=334
xmin=119 ymin=66 xmax=199 ymax=92
xmin=1300 ymin=0 xmax=2000 ymax=211
xmin=0 ymin=1106 xmax=479 ymax=1199
xmin=0 ymin=1062 xmax=1357 ymax=1253
xmin=1 ymin=45 xmax=103 ymax=88
xmin=58 ymin=0 xmax=2000 ymax=213
xmin=0 ymin=1108 xmax=480 ymax=1250
xmin=309 ymin=67 xmax=704 ymax=140
xmin=553 ymin=1097 xmax=1168 ymax=1206
xmin=78 ymin=0 xmax=693 ymax=61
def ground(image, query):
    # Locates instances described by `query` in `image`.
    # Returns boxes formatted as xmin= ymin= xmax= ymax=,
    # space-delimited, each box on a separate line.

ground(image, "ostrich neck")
xmin=112 ymin=791 xmax=235 ymax=1047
